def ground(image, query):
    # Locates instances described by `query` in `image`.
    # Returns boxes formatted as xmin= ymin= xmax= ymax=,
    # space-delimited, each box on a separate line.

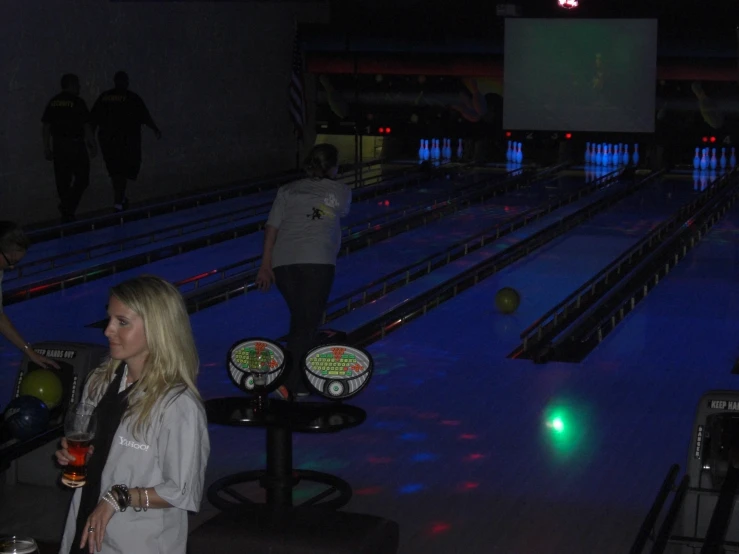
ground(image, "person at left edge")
xmin=0 ymin=221 xmax=60 ymax=369
xmin=42 ymin=73 xmax=97 ymax=223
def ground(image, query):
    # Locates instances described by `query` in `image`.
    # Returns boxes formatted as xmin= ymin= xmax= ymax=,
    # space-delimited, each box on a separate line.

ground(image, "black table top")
xmin=205 ymin=397 xmax=366 ymax=434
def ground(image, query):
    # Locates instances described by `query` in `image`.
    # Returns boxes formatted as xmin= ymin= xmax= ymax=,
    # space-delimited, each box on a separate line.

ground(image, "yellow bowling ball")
xmin=495 ymin=287 xmax=521 ymax=314
xmin=19 ymin=368 xmax=63 ymax=409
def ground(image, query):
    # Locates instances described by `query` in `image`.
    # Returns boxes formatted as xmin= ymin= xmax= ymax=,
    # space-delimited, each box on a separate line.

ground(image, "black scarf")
xmin=72 ymin=364 xmax=133 ymax=552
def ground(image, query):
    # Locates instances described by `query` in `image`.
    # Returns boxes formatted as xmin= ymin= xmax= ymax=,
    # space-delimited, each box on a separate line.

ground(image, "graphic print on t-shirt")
xmin=308 ymin=207 xmax=324 ymax=220
xmin=306 ymin=193 xmax=341 ymax=221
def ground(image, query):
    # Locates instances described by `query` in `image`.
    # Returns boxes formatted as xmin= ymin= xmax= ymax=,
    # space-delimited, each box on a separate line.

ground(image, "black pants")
xmin=53 ymin=140 xmax=89 ymax=217
xmin=100 ymin=134 xmax=141 ymax=204
xmin=274 ymin=264 xmax=335 ymax=394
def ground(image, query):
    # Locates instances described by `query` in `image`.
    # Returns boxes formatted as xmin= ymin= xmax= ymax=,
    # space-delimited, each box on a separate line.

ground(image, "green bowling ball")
xmin=495 ymin=287 xmax=521 ymax=314
xmin=19 ymin=368 xmax=63 ymax=409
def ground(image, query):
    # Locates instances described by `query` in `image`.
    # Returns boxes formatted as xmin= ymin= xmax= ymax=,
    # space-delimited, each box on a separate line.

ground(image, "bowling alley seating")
xmin=188 ymin=505 xmax=400 ymax=554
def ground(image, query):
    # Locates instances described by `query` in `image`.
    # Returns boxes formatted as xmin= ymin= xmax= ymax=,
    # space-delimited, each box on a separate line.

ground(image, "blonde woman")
xmin=55 ymin=275 xmax=210 ymax=554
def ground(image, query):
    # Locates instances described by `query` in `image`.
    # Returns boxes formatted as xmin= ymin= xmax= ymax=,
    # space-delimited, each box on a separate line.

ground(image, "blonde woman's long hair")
xmin=87 ymin=275 xmax=201 ymax=439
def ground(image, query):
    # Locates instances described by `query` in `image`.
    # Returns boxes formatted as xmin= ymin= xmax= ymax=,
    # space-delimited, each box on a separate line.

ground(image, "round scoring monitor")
xmin=227 ymin=338 xmax=286 ymax=394
xmin=303 ymin=344 xmax=374 ymax=401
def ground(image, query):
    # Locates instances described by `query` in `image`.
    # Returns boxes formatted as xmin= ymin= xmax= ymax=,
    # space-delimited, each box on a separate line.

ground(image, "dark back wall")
xmin=0 ymin=0 xmax=328 ymax=224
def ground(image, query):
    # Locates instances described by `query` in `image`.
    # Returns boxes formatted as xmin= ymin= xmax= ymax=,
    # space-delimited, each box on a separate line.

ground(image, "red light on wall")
xmin=565 ymin=133 xmax=572 ymax=139
xmin=385 ymin=127 xmax=392 ymax=134
xmin=505 ymin=131 xmax=512 ymax=138
xmin=378 ymin=127 xmax=385 ymax=134
xmin=702 ymin=136 xmax=708 ymax=143
xmin=429 ymin=522 xmax=451 ymax=535
xmin=558 ymin=0 xmax=578 ymax=8
xmin=710 ymin=136 xmax=716 ymax=143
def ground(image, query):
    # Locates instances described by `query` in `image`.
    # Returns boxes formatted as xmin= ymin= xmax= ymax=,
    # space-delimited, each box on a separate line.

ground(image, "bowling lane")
xmin=188 ymin=174 xmax=715 ymax=554
xmin=0 ymin=169 xmax=507 ymax=400
xmin=18 ymin=164 xmax=403 ymax=264
xmin=577 ymin=198 xmax=739 ymax=479
xmin=254 ymin=174 xmax=721 ymax=554
xmin=183 ymin=172 xmax=617 ymax=398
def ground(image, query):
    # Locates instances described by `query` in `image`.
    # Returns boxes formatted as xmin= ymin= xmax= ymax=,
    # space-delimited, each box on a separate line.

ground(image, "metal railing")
xmin=175 ymin=164 xmax=545 ymax=313
xmin=335 ymin=167 xmax=661 ymax=349
xmin=7 ymin=164 xmax=430 ymax=281
xmin=537 ymin=170 xmax=738 ymax=362
xmin=318 ymin=164 xmax=616 ymax=325
xmin=513 ymin=168 xmax=734 ymax=358
xmin=81 ymin=163 xmax=555 ymax=326
xmin=5 ymin=163 xmax=469 ymax=304
xmin=25 ymin=158 xmax=388 ymax=241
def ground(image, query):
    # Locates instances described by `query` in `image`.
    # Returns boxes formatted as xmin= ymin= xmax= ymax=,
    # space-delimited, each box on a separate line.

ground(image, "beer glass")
xmin=61 ymin=402 xmax=97 ymax=488
xmin=0 ymin=536 xmax=39 ymax=554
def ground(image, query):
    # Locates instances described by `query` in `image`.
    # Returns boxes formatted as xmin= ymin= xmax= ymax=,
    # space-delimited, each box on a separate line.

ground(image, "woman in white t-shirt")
xmin=55 ymin=275 xmax=210 ymax=554
xmin=256 ymin=144 xmax=352 ymax=400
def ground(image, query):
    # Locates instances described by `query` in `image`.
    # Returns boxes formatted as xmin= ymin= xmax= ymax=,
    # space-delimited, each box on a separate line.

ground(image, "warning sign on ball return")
xmin=35 ymin=349 xmax=77 ymax=359
xmin=707 ymin=400 xmax=739 ymax=411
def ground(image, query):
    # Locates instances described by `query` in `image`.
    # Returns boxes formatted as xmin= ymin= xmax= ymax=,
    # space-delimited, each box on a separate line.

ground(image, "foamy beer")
xmin=0 ymin=536 xmax=39 ymax=554
xmin=61 ymin=403 xmax=97 ymax=488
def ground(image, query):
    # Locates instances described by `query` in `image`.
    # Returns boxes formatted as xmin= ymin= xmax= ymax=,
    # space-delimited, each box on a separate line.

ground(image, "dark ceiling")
xmin=328 ymin=0 xmax=738 ymax=41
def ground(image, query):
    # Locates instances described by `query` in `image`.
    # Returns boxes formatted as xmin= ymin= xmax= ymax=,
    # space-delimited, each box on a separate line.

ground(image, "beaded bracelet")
xmin=102 ymin=491 xmax=120 ymax=512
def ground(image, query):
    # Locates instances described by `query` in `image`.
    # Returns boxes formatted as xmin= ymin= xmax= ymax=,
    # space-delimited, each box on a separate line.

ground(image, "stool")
xmin=188 ymin=506 xmax=399 ymax=554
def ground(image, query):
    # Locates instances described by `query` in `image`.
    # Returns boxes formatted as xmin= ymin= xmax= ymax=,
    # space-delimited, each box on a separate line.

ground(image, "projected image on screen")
xmin=503 ymin=19 xmax=658 ymax=133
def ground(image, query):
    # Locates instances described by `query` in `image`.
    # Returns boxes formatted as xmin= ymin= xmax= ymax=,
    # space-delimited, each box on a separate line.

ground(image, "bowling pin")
xmin=720 ymin=147 xmax=727 ymax=169
xmin=693 ymin=147 xmax=701 ymax=169
xmin=594 ymin=144 xmax=602 ymax=166
xmin=457 ymin=138 xmax=463 ymax=159
xmin=622 ymin=144 xmax=629 ymax=166
xmin=700 ymin=149 xmax=708 ymax=170
xmin=632 ymin=144 xmax=640 ymax=165
xmin=506 ymin=141 xmax=512 ymax=162
xmin=418 ymin=139 xmax=425 ymax=161
xmin=710 ymin=148 xmax=717 ymax=170
xmin=423 ymin=139 xmax=430 ymax=160
xmin=602 ymin=144 xmax=610 ymax=166
xmin=731 ymin=147 xmax=737 ymax=168
xmin=516 ymin=142 xmax=523 ymax=163
xmin=585 ymin=142 xmax=591 ymax=164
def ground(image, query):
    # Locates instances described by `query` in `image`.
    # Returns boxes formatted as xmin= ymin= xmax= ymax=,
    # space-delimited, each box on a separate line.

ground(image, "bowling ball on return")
xmin=495 ymin=287 xmax=521 ymax=314
xmin=3 ymin=395 xmax=51 ymax=441
xmin=19 ymin=368 xmax=63 ymax=409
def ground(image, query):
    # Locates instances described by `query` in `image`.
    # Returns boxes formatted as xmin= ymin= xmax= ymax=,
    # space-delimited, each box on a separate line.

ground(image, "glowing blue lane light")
xmin=400 ymin=432 xmax=427 ymax=442
xmin=411 ymin=453 xmax=438 ymax=462
xmin=399 ymin=483 xmax=424 ymax=494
